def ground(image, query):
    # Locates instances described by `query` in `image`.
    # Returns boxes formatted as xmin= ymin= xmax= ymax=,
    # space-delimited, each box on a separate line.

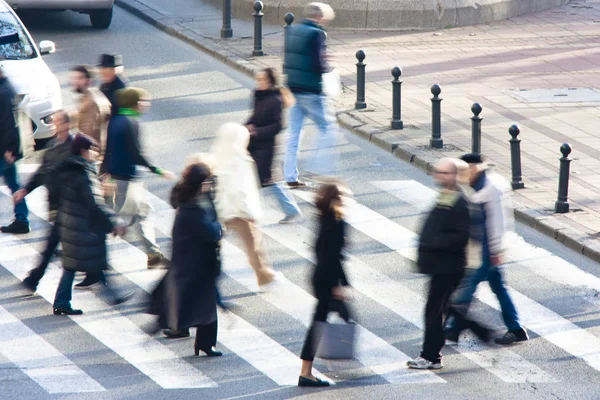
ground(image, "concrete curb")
xmin=116 ymin=0 xmax=600 ymax=264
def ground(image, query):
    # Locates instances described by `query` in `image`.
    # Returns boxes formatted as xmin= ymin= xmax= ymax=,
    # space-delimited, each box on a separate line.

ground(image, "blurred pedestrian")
xmin=52 ymin=134 xmax=130 ymax=316
xmin=98 ymin=54 xmax=126 ymax=117
xmin=283 ymin=2 xmax=337 ymax=188
xmin=407 ymin=158 xmax=470 ymax=370
xmin=100 ymin=87 xmax=175 ymax=271
xmin=0 ymin=66 xmax=29 ymax=234
xmin=70 ymin=65 xmax=111 ymax=156
xmin=299 ymin=183 xmax=350 ymax=387
xmin=15 ymin=111 xmax=74 ymax=293
xmin=245 ymin=68 xmax=302 ymax=224
xmin=212 ymin=122 xmax=281 ymax=291
xmin=150 ymin=163 xmax=223 ymax=356
xmin=446 ymin=154 xmax=528 ymax=345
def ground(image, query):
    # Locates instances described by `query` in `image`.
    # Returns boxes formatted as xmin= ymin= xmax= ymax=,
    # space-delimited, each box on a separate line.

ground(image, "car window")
xmin=0 ymin=11 xmax=36 ymax=60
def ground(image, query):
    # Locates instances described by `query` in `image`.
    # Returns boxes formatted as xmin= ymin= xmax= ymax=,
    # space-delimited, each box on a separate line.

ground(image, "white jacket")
xmin=212 ymin=123 xmax=262 ymax=222
xmin=469 ymin=171 xmax=515 ymax=256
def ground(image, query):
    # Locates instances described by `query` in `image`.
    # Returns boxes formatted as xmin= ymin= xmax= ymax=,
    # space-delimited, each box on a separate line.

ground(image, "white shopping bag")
xmin=322 ymin=69 xmax=342 ymax=100
xmin=119 ymin=180 xmax=145 ymax=217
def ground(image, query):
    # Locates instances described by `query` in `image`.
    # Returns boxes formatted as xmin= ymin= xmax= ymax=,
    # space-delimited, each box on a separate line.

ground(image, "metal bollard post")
xmin=430 ymin=84 xmax=443 ymax=148
xmin=471 ymin=103 xmax=483 ymax=155
xmin=555 ymin=143 xmax=573 ymax=214
xmin=221 ymin=0 xmax=233 ymax=38
xmin=283 ymin=12 xmax=294 ymax=72
xmin=508 ymin=124 xmax=525 ymax=190
xmin=355 ymin=50 xmax=366 ymax=109
xmin=391 ymin=67 xmax=403 ymax=129
xmin=252 ymin=1 xmax=264 ymax=56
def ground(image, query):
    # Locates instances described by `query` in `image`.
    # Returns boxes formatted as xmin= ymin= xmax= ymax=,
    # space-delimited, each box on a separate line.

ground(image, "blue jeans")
xmin=0 ymin=159 xmax=28 ymax=223
xmin=448 ymin=255 xmax=522 ymax=332
xmin=263 ymin=183 xmax=301 ymax=217
xmin=53 ymin=269 xmax=116 ymax=309
xmin=284 ymin=93 xmax=338 ymax=182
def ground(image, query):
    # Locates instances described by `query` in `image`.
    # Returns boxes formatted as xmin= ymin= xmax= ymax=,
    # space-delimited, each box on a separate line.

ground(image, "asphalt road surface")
xmin=1 ymin=6 xmax=599 ymax=400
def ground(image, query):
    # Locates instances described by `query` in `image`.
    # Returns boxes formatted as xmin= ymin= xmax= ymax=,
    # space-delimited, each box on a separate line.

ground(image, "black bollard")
xmin=355 ymin=50 xmax=366 ymax=109
xmin=391 ymin=67 xmax=403 ymax=130
xmin=430 ymin=84 xmax=443 ymax=148
xmin=252 ymin=1 xmax=264 ymax=56
xmin=555 ymin=143 xmax=572 ymax=214
xmin=283 ymin=12 xmax=294 ymax=72
xmin=221 ymin=0 xmax=233 ymax=38
xmin=471 ymin=103 xmax=483 ymax=155
xmin=508 ymin=125 xmax=525 ymax=190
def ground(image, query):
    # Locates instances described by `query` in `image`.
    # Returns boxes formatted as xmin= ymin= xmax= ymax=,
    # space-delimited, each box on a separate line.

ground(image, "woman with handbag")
xmin=298 ymin=183 xmax=351 ymax=387
xmin=149 ymin=163 xmax=224 ymax=356
xmin=245 ymin=68 xmax=302 ymax=224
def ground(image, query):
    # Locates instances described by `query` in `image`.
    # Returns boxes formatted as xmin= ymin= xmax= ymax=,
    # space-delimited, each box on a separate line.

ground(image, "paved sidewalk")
xmin=117 ymin=0 xmax=600 ymax=262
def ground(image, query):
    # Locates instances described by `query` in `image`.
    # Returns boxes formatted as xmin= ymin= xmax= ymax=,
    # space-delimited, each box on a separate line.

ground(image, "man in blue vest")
xmin=283 ymin=2 xmax=336 ymax=188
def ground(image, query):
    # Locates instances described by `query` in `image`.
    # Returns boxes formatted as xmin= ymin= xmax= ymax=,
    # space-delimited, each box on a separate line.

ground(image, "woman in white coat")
xmin=211 ymin=123 xmax=280 ymax=290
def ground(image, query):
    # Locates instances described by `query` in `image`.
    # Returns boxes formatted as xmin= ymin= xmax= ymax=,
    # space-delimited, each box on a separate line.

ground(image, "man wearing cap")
xmin=98 ymin=54 xmax=126 ymax=118
xmin=100 ymin=87 xmax=174 ymax=269
xmin=445 ymin=153 xmax=528 ymax=345
xmin=0 ymin=66 xmax=30 ymax=234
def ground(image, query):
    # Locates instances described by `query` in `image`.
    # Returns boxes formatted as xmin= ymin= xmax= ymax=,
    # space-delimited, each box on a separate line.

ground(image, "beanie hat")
xmin=460 ymin=153 xmax=484 ymax=164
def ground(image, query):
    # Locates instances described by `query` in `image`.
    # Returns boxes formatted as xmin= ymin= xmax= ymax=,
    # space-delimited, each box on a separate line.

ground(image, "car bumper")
xmin=8 ymin=0 xmax=114 ymax=10
xmin=18 ymin=95 xmax=62 ymax=140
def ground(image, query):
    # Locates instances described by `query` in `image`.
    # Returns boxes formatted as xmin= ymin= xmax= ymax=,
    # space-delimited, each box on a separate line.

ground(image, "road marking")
xmin=0 ymin=306 xmax=106 ymax=394
xmin=2 ymin=187 xmax=218 ymax=390
xmin=256 ymin=206 xmax=555 ymax=383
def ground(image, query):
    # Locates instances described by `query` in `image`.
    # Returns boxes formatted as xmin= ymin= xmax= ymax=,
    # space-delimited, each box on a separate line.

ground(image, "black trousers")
xmin=421 ymin=273 xmax=463 ymax=362
xmin=300 ymin=295 xmax=351 ymax=362
xmin=194 ymin=320 xmax=218 ymax=352
xmin=26 ymin=222 xmax=60 ymax=285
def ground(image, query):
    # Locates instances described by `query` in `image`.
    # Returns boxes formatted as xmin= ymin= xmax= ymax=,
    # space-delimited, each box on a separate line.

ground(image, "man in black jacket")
xmin=407 ymin=158 xmax=470 ymax=370
xmin=0 ymin=66 xmax=29 ymax=234
xmin=98 ymin=54 xmax=126 ymax=117
xmin=15 ymin=111 xmax=73 ymax=292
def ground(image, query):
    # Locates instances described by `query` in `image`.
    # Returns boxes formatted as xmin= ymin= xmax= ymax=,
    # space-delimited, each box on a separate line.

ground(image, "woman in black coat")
xmin=298 ymin=184 xmax=351 ymax=387
xmin=150 ymin=163 xmax=223 ymax=357
xmin=53 ymin=134 xmax=126 ymax=316
xmin=245 ymin=68 xmax=301 ymax=224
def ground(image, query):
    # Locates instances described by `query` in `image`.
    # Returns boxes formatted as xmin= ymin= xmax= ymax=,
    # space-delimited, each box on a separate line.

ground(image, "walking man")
xmin=0 ymin=66 xmax=29 ymax=234
xmin=98 ymin=54 xmax=126 ymax=117
xmin=101 ymin=87 xmax=174 ymax=268
xmin=407 ymin=158 xmax=470 ymax=370
xmin=283 ymin=2 xmax=336 ymax=188
xmin=15 ymin=111 xmax=74 ymax=292
xmin=446 ymin=153 xmax=529 ymax=345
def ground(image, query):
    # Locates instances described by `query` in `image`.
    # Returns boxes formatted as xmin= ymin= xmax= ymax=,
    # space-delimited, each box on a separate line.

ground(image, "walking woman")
xmin=52 ymin=134 xmax=128 ymax=315
xmin=150 ymin=163 xmax=223 ymax=356
xmin=245 ymin=68 xmax=301 ymax=224
xmin=212 ymin=122 xmax=281 ymax=291
xmin=299 ymin=184 xmax=351 ymax=387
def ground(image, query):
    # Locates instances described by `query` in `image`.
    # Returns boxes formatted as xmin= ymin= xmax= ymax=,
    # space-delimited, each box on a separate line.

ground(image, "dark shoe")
xmin=298 ymin=376 xmax=330 ymax=387
xmin=474 ymin=326 xmax=493 ymax=343
xmin=74 ymin=275 xmax=101 ymax=290
xmin=286 ymin=181 xmax=306 ymax=189
xmin=53 ymin=307 xmax=83 ymax=316
xmin=22 ymin=277 xmax=37 ymax=293
xmin=195 ymin=346 xmax=222 ymax=357
xmin=111 ymin=291 xmax=135 ymax=306
xmin=494 ymin=329 xmax=529 ymax=345
xmin=1 ymin=220 xmax=30 ymax=234
xmin=147 ymin=252 xmax=164 ymax=268
xmin=163 ymin=329 xmax=190 ymax=339
xmin=445 ymin=330 xmax=459 ymax=343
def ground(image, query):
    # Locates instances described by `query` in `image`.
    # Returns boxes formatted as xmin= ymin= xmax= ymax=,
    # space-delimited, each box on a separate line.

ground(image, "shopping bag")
xmin=119 ymin=180 xmax=144 ymax=217
xmin=322 ymin=69 xmax=342 ymax=100
xmin=314 ymin=321 xmax=356 ymax=360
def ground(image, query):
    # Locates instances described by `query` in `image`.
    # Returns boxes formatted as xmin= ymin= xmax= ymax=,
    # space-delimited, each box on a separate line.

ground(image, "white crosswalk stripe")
xmin=3 ymin=174 xmax=600 ymax=393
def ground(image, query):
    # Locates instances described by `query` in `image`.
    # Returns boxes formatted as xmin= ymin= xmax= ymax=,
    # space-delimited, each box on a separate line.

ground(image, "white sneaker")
xmin=406 ymin=357 xmax=443 ymax=370
xmin=259 ymin=271 xmax=284 ymax=293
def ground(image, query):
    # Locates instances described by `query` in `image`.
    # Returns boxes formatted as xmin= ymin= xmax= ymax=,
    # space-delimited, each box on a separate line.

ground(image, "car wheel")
xmin=90 ymin=7 xmax=113 ymax=29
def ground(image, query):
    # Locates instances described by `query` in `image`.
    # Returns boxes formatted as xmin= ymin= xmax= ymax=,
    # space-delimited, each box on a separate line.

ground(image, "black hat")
xmin=98 ymin=54 xmax=123 ymax=68
xmin=460 ymin=153 xmax=484 ymax=164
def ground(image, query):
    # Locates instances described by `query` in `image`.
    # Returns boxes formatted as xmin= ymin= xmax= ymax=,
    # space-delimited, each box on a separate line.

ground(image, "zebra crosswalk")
xmin=1 ymin=175 xmax=600 ymax=396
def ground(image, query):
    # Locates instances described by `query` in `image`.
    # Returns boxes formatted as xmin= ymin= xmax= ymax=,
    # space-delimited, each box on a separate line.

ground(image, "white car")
xmin=7 ymin=0 xmax=114 ymax=29
xmin=1 ymin=1 xmax=61 ymax=145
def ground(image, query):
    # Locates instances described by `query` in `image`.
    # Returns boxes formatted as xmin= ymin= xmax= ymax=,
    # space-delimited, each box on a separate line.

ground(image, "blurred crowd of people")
xmin=0 ymin=1 xmax=527 ymax=389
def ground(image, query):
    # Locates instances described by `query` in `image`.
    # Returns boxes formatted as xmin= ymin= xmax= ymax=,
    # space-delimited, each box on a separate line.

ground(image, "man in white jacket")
xmin=446 ymin=153 xmax=528 ymax=345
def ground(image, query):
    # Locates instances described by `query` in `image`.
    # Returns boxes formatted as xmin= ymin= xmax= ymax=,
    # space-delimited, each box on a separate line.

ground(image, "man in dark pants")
xmin=407 ymin=158 xmax=471 ymax=370
xmin=15 ymin=111 xmax=74 ymax=292
xmin=98 ymin=54 xmax=126 ymax=117
xmin=0 ymin=66 xmax=30 ymax=234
